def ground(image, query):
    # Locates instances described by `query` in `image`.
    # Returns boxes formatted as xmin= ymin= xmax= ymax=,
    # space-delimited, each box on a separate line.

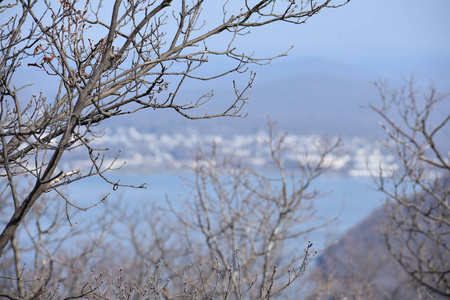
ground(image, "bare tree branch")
xmin=0 ymin=0 xmax=350 ymax=257
xmin=369 ymin=78 xmax=450 ymax=297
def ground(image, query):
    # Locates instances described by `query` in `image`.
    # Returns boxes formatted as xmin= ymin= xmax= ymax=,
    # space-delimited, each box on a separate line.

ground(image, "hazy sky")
xmin=225 ymin=0 xmax=449 ymax=83
xmin=244 ymin=0 xmax=450 ymax=58
xmin=182 ymin=0 xmax=450 ymax=136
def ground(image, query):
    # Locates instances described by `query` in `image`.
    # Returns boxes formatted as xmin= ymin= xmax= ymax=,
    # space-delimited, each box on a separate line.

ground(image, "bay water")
xmin=67 ymin=173 xmax=384 ymax=249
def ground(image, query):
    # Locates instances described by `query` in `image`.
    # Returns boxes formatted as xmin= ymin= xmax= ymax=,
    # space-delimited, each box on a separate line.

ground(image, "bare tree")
xmin=90 ymin=124 xmax=342 ymax=299
xmin=369 ymin=79 xmax=450 ymax=298
xmin=166 ymin=125 xmax=341 ymax=298
xmin=0 ymin=0 xmax=350 ymax=256
xmin=0 ymin=179 xmax=112 ymax=299
xmin=0 ymin=124 xmax=342 ymax=299
xmin=303 ymin=79 xmax=449 ymax=300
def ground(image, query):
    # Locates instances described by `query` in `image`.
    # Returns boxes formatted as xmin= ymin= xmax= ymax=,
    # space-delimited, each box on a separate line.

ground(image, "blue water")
xmin=66 ymin=173 xmax=384 ymax=249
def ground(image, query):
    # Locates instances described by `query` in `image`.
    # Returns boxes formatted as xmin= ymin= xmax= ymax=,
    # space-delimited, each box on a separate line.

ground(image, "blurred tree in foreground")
xmin=306 ymin=80 xmax=449 ymax=300
xmin=0 ymin=124 xmax=342 ymax=299
xmin=370 ymin=79 xmax=450 ymax=297
xmin=0 ymin=0 xmax=350 ymax=256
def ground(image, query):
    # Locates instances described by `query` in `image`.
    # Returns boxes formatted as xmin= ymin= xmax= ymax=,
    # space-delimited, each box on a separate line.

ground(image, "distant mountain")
xmin=308 ymin=207 xmax=417 ymax=299
xmin=308 ymin=176 xmax=450 ymax=300
xmin=102 ymin=54 xmax=450 ymax=139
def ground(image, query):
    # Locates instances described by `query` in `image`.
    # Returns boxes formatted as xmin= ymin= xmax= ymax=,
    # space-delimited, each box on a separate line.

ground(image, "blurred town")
xmin=69 ymin=126 xmax=397 ymax=176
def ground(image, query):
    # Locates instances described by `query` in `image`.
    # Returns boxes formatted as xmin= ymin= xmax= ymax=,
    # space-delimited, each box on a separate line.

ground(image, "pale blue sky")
xmin=240 ymin=0 xmax=450 ymax=58
xmin=188 ymin=0 xmax=450 ymax=135
xmin=225 ymin=0 xmax=450 ymax=88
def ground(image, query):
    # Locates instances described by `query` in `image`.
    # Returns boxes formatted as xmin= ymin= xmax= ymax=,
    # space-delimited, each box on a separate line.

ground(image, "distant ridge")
xmin=310 ymin=176 xmax=450 ymax=299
